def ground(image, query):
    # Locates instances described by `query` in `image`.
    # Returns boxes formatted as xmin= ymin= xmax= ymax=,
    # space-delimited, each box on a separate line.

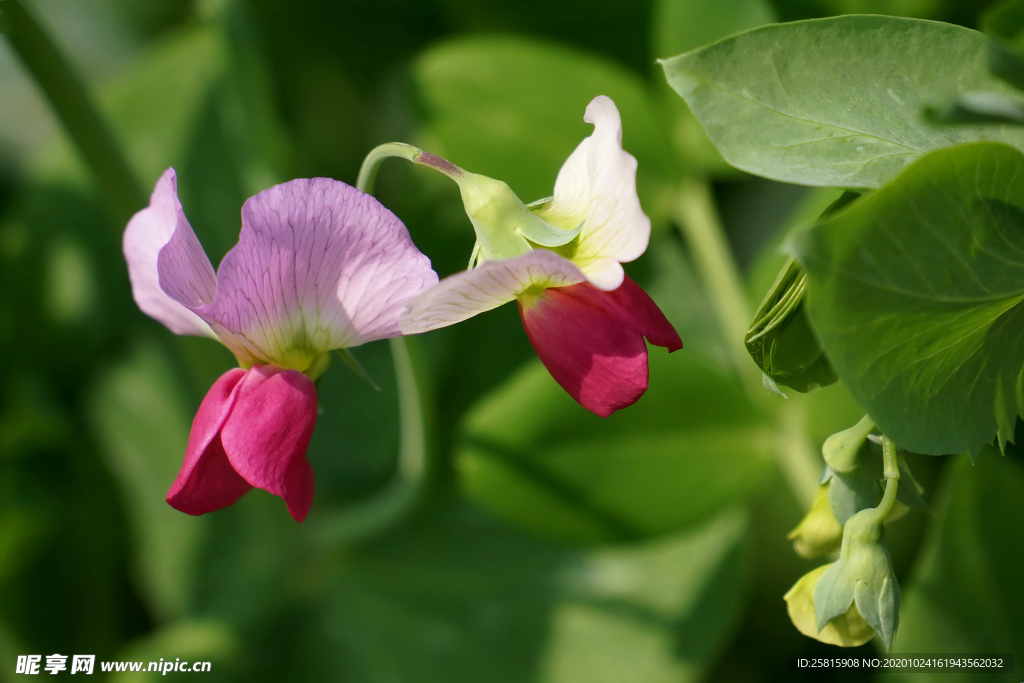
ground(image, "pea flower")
xmin=400 ymin=96 xmax=681 ymax=417
xmin=123 ymin=169 xmax=438 ymax=521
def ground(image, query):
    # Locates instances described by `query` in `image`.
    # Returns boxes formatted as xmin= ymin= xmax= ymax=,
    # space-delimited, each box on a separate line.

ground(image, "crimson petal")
xmin=220 ymin=366 xmax=318 ymax=522
xmin=167 ymin=368 xmax=253 ymax=515
xmin=519 ymin=277 xmax=680 ymax=417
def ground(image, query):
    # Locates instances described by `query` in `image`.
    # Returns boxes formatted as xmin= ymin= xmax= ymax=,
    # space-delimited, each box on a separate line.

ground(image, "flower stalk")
xmin=314 ymin=148 xmax=439 ymax=544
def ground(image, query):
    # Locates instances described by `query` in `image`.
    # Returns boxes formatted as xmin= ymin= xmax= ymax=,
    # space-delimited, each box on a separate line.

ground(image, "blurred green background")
xmin=0 ymin=0 xmax=1021 ymax=681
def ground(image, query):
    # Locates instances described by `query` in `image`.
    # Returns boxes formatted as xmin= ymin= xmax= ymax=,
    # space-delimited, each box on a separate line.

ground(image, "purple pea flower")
xmin=123 ymin=169 xmax=438 ymax=521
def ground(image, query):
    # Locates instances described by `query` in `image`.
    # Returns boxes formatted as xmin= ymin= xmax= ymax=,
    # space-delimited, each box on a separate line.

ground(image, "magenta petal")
xmin=167 ymin=368 xmax=253 ymax=515
xmin=519 ymin=279 xmax=681 ymax=417
xmin=220 ymin=366 xmax=317 ymax=522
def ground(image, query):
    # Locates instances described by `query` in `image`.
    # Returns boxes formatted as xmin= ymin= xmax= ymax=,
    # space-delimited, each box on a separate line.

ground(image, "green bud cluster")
xmin=785 ymin=420 xmax=924 ymax=650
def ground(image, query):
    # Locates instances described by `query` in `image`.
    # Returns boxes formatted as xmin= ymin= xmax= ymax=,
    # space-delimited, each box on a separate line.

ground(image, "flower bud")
xmin=784 ymin=564 xmax=875 ymax=647
xmin=787 ymin=484 xmax=842 ymax=559
xmin=822 ymin=415 xmax=875 ymax=474
xmin=813 ymin=508 xmax=901 ymax=650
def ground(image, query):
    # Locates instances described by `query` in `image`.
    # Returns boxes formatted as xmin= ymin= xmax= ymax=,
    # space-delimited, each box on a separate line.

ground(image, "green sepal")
xmin=335 ymin=349 xmax=380 ymax=392
xmin=814 ymin=509 xmax=901 ymax=650
xmin=455 ymin=172 xmax=579 ymax=260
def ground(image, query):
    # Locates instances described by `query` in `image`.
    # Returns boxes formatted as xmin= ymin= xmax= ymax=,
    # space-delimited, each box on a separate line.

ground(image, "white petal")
xmin=123 ymin=168 xmax=217 ymax=338
xmin=533 ymin=96 xmax=651 ymax=291
xmin=400 ymin=250 xmax=585 ymax=335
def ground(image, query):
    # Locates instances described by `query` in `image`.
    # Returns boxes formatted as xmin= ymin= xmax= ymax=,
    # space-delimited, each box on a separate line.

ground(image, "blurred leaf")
xmin=111 ymin=620 xmax=239 ymax=682
xmin=927 ymin=90 xmax=1024 ymax=125
xmin=820 ymin=0 xmax=941 ymax=17
xmin=985 ymin=0 xmax=1024 ymax=45
xmin=651 ymin=0 xmax=776 ymax=178
xmin=793 ymin=142 xmax=1024 ymax=456
xmin=884 ymin=454 xmax=1024 ymax=682
xmin=652 ymin=0 xmax=776 ymax=58
xmin=313 ymin=496 xmax=750 ymax=683
xmin=413 ymin=36 xmax=678 ymax=219
xmin=33 ymin=23 xmax=226 ymax=191
xmin=456 ymin=349 xmax=774 ymax=544
xmin=661 ymin=17 xmax=1024 ymax=189
xmin=89 ymin=339 xmax=205 ymax=622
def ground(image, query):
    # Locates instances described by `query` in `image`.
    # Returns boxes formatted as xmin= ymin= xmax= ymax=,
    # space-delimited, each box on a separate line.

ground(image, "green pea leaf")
xmin=660 ymin=17 xmax=1024 ymax=190
xmin=885 ymin=453 xmax=1024 ymax=678
xmin=456 ymin=350 xmax=775 ymax=544
xmin=792 ymin=142 xmax=1024 ymax=456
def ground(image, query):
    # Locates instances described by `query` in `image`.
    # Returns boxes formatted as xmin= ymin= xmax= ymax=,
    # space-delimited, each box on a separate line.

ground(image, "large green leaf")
xmin=661 ymin=16 xmax=1024 ymax=190
xmin=884 ymin=453 xmax=1024 ymax=682
xmin=456 ymin=349 xmax=775 ymax=544
xmin=312 ymin=497 xmax=751 ymax=683
xmin=413 ymin=36 xmax=677 ymax=214
xmin=793 ymin=142 xmax=1024 ymax=456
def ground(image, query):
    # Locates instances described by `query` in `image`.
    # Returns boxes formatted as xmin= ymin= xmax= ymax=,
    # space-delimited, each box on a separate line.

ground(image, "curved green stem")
xmin=356 ymin=142 xmax=463 ymax=192
xmin=1 ymin=0 xmax=144 ymax=224
xmin=316 ymin=147 xmax=438 ymax=546
xmin=876 ymin=436 xmax=901 ymax=520
xmin=316 ymin=336 xmax=434 ymax=545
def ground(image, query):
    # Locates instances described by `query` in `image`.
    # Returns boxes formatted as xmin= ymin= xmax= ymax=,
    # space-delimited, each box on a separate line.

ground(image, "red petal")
xmin=167 ymin=368 xmax=253 ymax=515
xmin=220 ymin=366 xmax=318 ymax=522
xmin=519 ymin=279 xmax=680 ymax=417
xmin=606 ymin=276 xmax=682 ymax=352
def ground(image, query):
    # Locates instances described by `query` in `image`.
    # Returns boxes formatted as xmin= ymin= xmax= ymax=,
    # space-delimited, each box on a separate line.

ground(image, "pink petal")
xmin=220 ymin=365 xmax=318 ymax=522
xmin=123 ymin=168 xmax=217 ymax=337
xmin=166 ymin=368 xmax=253 ymax=515
xmin=518 ymin=277 xmax=681 ymax=417
xmin=195 ymin=179 xmax=438 ymax=366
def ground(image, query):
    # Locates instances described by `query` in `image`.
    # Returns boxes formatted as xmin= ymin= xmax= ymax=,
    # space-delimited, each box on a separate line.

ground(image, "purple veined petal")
xmin=123 ymin=168 xmax=217 ymax=337
xmin=194 ymin=179 xmax=438 ymax=367
xmin=399 ymin=249 xmax=585 ymax=335
xmin=532 ymin=96 xmax=651 ymax=291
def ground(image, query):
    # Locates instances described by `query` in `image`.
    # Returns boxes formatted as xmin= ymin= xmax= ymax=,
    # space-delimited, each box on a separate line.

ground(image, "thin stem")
xmin=316 ymin=337 xmax=434 ymax=546
xmin=356 ymin=142 xmax=463 ymax=194
xmin=876 ymin=436 xmax=901 ymax=519
xmin=315 ymin=147 xmax=438 ymax=546
xmin=673 ymin=179 xmax=760 ymax=392
xmin=1 ymin=0 xmax=144 ymax=224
